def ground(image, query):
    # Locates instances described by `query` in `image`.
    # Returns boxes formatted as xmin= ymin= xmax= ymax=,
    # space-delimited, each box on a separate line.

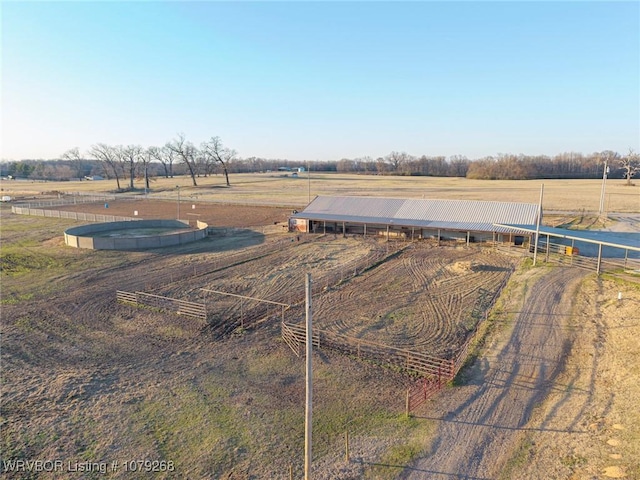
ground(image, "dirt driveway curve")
xmin=400 ymin=266 xmax=587 ymax=480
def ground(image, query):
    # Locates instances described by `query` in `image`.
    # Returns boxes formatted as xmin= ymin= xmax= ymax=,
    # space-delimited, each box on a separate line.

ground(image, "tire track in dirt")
xmin=400 ymin=267 xmax=587 ymax=480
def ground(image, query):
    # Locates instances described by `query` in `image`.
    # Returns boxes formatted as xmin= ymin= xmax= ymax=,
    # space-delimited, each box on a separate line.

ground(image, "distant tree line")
xmin=1 ymin=134 xmax=638 ymax=189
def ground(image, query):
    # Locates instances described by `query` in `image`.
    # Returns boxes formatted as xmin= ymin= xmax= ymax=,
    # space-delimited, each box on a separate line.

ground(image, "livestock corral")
xmin=40 ymin=198 xmax=516 ymax=370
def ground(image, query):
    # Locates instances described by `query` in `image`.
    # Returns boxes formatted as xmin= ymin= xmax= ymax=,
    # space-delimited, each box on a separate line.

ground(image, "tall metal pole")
xmin=533 ymin=184 xmax=544 ymax=266
xmin=307 ymin=161 xmax=311 ymax=205
xmin=304 ymin=273 xmax=313 ymax=480
xmin=599 ymin=160 xmax=609 ymax=216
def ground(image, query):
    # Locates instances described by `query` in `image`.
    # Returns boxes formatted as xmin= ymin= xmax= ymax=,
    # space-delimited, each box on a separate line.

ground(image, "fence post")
xmin=345 ymin=431 xmax=350 ymax=463
xmin=405 ymin=388 xmax=410 ymax=417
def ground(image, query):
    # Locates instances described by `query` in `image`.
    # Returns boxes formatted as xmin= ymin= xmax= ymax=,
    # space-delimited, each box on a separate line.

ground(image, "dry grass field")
xmin=1 ymin=174 xmax=639 ymax=479
xmin=2 ymin=172 xmax=639 ymax=213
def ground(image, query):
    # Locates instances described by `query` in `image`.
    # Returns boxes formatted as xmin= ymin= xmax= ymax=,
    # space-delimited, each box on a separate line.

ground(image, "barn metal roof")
xmin=292 ymin=196 xmax=539 ymax=233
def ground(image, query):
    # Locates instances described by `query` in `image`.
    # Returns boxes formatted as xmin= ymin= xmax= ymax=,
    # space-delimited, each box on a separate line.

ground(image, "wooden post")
xmin=305 ymin=273 xmax=313 ymax=480
xmin=405 ymin=389 xmax=411 ymax=417
xmin=345 ymin=431 xmax=350 ymax=463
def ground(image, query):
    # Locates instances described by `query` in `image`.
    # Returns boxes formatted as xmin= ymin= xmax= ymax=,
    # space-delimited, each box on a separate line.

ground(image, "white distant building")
xmin=297 ymin=167 xmax=306 ymax=172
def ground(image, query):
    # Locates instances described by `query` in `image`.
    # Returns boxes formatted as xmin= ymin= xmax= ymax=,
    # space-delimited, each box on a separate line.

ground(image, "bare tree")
xmin=140 ymin=148 xmax=155 ymax=191
xmin=121 ymin=145 xmax=144 ymax=190
xmin=201 ymin=136 xmax=236 ymax=186
xmin=60 ymin=147 xmax=85 ymax=179
xmin=148 ymin=145 xmax=175 ymax=178
xmin=619 ymin=148 xmax=640 ymax=186
xmin=166 ymin=133 xmax=198 ymax=186
xmin=385 ymin=151 xmax=410 ymax=173
xmin=88 ymin=143 xmax=123 ymax=190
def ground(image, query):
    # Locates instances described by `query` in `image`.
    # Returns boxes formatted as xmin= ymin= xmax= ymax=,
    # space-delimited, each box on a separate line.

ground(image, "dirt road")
xmin=399 ymin=266 xmax=587 ymax=480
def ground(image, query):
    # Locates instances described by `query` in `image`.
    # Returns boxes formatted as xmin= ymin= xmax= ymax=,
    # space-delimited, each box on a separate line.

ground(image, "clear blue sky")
xmin=2 ymin=1 xmax=639 ymax=161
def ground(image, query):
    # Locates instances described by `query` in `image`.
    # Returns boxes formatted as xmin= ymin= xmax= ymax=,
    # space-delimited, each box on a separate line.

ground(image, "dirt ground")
xmin=41 ymin=198 xmax=294 ymax=228
xmin=2 ymin=200 xmax=639 ymax=479
xmin=400 ymin=266 xmax=588 ymax=479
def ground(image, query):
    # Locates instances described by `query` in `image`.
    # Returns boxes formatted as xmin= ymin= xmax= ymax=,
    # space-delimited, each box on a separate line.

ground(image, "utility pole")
xmin=305 ymin=273 xmax=313 ymax=480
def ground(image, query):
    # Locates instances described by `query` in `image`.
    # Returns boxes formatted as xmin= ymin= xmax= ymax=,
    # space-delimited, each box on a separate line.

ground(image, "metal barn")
xmin=289 ymin=196 xmax=540 ymax=246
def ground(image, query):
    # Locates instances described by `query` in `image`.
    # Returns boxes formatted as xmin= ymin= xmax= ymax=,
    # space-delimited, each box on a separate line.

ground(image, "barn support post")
xmin=624 ymin=249 xmax=628 ymax=270
xmin=546 ymin=234 xmax=550 ymax=262
xmin=386 ymin=225 xmax=390 ymax=242
xmin=597 ymin=243 xmax=603 ymax=275
xmin=363 ymin=223 xmax=367 ymax=238
xmin=323 ymin=221 xmax=326 ymax=234
xmin=342 ymin=221 xmax=346 ymax=238
xmin=466 ymin=231 xmax=470 ymax=248
xmin=411 ymin=227 xmax=415 ymax=242
xmin=437 ymin=229 xmax=441 ymax=246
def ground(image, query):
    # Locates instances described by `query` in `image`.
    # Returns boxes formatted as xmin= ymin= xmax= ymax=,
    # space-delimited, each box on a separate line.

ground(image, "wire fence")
xmin=12 ymin=205 xmax=137 ymax=222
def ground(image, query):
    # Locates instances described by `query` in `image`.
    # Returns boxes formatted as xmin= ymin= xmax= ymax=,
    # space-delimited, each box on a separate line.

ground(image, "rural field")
xmin=1 ymin=174 xmax=639 ymax=479
xmin=2 ymin=172 xmax=640 ymax=214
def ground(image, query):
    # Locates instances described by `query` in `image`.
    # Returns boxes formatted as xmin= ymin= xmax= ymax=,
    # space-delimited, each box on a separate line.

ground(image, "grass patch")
xmin=363 ymin=415 xmax=429 ymax=480
xmin=0 ymin=292 xmax=34 ymax=304
xmin=498 ymin=435 xmax=535 ymax=479
xmin=0 ymin=250 xmax=60 ymax=275
xmin=601 ymin=273 xmax=640 ymax=290
xmin=130 ymin=381 xmax=248 ymax=477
